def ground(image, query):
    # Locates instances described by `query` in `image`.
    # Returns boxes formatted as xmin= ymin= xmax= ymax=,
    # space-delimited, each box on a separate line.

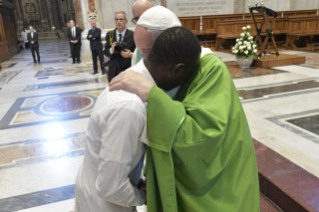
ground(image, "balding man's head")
xmin=132 ymin=0 xmax=158 ymax=24
xmin=70 ymin=20 xmax=75 ymax=27
xmin=91 ymin=20 xmax=96 ymax=28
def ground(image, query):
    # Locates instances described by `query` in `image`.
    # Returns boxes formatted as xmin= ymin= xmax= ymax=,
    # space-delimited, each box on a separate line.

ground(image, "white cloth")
xmin=74 ymin=60 xmax=156 ymax=212
xmin=72 ymin=27 xmax=76 ymax=38
xmin=137 ymin=6 xmax=181 ymax=30
xmin=110 ymin=28 xmax=127 ymax=54
xmin=21 ymin=30 xmax=29 ymax=43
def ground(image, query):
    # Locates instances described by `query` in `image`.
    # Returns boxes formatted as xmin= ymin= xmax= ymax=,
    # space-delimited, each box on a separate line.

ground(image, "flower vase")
xmin=237 ymin=57 xmax=253 ymax=69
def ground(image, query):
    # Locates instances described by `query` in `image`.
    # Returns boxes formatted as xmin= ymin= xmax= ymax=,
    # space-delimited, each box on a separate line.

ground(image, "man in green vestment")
xmin=109 ymin=27 xmax=260 ymax=211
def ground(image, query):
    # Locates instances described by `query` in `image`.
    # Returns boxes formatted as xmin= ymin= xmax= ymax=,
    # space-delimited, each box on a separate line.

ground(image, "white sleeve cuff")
xmin=110 ymin=48 xmax=113 ymax=54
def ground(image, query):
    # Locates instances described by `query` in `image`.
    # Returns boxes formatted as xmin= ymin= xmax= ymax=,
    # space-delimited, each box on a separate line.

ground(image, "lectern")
xmin=248 ymin=3 xmax=279 ymax=59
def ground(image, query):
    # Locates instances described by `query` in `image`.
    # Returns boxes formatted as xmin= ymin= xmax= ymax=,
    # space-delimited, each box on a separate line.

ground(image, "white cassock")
xmin=74 ymin=60 xmax=156 ymax=212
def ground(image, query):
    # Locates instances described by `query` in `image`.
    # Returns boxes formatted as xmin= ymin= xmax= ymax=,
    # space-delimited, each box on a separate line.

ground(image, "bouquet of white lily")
xmin=232 ymin=25 xmax=258 ymax=60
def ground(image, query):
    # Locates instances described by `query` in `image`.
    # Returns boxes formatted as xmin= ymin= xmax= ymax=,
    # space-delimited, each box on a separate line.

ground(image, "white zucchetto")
xmin=137 ymin=6 xmax=182 ymax=30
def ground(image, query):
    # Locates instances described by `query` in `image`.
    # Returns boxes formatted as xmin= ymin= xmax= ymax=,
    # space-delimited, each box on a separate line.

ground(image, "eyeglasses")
xmin=131 ymin=17 xmax=139 ymax=25
xmin=115 ymin=19 xmax=126 ymax=22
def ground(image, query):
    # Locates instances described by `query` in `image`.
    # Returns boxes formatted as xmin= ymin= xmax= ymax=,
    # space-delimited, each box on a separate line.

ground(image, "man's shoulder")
xmin=108 ymin=89 xmax=144 ymax=107
xmin=126 ymin=29 xmax=134 ymax=35
xmin=200 ymin=54 xmax=223 ymax=67
xmin=96 ymin=87 xmax=145 ymax=117
xmin=107 ymin=28 xmax=116 ymax=33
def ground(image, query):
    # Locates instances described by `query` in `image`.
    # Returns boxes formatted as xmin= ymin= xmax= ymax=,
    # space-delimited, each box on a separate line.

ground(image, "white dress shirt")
xmin=74 ymin=60 xmax=155 ymax=212
xmin=110 ymin=28 xmax=127 ymax=54
xmin=71 ymin=27 xmax=76 ymax=42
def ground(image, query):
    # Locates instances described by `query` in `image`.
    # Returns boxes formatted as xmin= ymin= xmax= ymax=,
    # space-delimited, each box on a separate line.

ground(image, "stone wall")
xmin=235 ymin=0 xmax=319 ymax=13
xmin=77 ymin=0 xmax=319 ymax=33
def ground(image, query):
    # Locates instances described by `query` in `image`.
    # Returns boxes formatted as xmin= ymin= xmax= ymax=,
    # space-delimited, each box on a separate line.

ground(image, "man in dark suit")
xmin=87 ymin=20 xmax=105 ymax=75
xmin=68 ymin=20 xmax=83 ymax=64
xmin=104 ymin=11 xmax=136 ymax=82
xmin=27 ymin=26 xmax=40 ymax=64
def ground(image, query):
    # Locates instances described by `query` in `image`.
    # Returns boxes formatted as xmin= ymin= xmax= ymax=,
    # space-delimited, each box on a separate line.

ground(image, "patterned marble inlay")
xmin=24 ymin=78 xmax=107 ymax=91
xmin=41 ymin=96 xmax=93 ymax=114
xmin=238 ymin=80 xmax=319 ymax=100
xmin=287 ymin=114 xmax=319 ymax=136
xmin=1 ymin=63 xmax=17 ymax=69
xmin=27 ymin=59 xmax=68 ymax=66
xmin=34 ymin=66 xmax=93 ymax=78
xmin=0 ymin=136 xmax=86 ymax=165
xmin=225 ymin=62 xmax=284 ymax=79
xmin=0 ymin=70 xmax=23 ymax=84
xmin=0 ymin=89 xmax=104 ymax=129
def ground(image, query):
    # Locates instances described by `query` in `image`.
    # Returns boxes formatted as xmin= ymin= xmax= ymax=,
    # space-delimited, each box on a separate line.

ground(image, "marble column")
xmin=99 ymin=0 xmax=135 ymax=30
xmin=16 ymin=0 xmax=24 ymax=32
xmin=74 ymin=0 xmax=84 ymax=29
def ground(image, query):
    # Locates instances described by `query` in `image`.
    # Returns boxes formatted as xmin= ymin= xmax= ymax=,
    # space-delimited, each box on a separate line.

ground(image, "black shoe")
xmin=34 ymin=61 xmax=37 ymax=64
xmin=101 ymin=71 xmax=106 ymax=75
xmin=72 ymin=61 xmax=76 ymax=64
xmin=77 ymin=60 xmax=81 ymax=64
xmin=91 ymin=72 xmax=98 ymax=75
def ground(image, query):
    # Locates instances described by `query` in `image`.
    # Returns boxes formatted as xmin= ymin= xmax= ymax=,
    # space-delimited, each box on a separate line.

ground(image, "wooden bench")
xmin=286 ymin=16 xmax=319 ymax=49
xmin=215 ymin=18 xmax=289 ymax=50
xmin=178 ymin=10 xmax=318 ymax=51
xmin=179 ymin=9 xmax=317 ymax=33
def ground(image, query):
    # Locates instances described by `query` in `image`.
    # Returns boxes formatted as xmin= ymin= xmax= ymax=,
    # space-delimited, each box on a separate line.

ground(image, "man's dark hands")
xmin=138 ymin=179 xmax=147 ymax=205
xmin=138 ymin=179 xmax=146 ymax=191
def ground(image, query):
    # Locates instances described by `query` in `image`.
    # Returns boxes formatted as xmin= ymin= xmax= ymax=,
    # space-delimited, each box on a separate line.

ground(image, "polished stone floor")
xmin=0 ymin=39 xmax=319 ymax=211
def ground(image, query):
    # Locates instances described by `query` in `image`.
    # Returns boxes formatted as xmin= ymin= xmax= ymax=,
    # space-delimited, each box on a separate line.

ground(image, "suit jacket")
xmin=104 ymin=29 xmax=136 ymax=72
xmin=67 ymin=27 xmax=83 ymax=45
xmin=87 ymin=27 xmax=103 ymax=51
xmin=27 ymin=32 xmax=39 ymax=48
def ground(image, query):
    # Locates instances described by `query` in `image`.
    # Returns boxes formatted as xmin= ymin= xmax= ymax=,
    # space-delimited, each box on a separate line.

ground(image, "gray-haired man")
xmin=103 ymin=11 xmax=136 ymax=82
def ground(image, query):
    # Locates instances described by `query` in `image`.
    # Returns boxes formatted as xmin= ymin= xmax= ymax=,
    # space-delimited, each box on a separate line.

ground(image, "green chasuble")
xmin=145 ymin=54 xmax=260 ymax=212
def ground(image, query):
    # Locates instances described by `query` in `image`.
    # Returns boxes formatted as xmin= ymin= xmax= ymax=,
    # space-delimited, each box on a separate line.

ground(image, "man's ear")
xmin=170 ymin=63 xmax=185 ymax=78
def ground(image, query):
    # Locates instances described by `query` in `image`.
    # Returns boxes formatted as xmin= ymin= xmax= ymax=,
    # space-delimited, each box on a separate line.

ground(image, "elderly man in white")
xmin=73 ymin=6 xmax=182 ymax=212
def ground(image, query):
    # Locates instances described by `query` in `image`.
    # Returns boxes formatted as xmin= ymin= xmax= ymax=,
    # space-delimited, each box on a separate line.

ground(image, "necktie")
xmin=119 ymin=34 xmax=122 ymax=42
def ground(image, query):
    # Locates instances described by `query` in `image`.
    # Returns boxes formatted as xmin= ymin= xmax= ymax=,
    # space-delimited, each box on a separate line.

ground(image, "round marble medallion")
xmin=41 ymin=96 xmax=93 ymax=115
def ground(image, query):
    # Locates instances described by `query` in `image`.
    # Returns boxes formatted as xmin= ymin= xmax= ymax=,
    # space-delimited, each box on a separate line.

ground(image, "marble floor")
xmin=0 ymin=39 xmax=319 ymax=211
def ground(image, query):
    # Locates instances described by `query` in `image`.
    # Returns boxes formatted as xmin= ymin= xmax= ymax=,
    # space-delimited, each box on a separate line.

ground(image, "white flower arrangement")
xmin=232 ymin=25 xmax=258 ymax=59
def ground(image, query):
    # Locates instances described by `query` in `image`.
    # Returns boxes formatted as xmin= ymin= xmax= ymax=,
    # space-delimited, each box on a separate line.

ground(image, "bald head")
xmin=91 ymin=20 xmax=96 ymax=28
xmin=70 ymin=20 xmax=75 ymax=27
xmin=132 ymin=0 xmax=156 ymax=21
